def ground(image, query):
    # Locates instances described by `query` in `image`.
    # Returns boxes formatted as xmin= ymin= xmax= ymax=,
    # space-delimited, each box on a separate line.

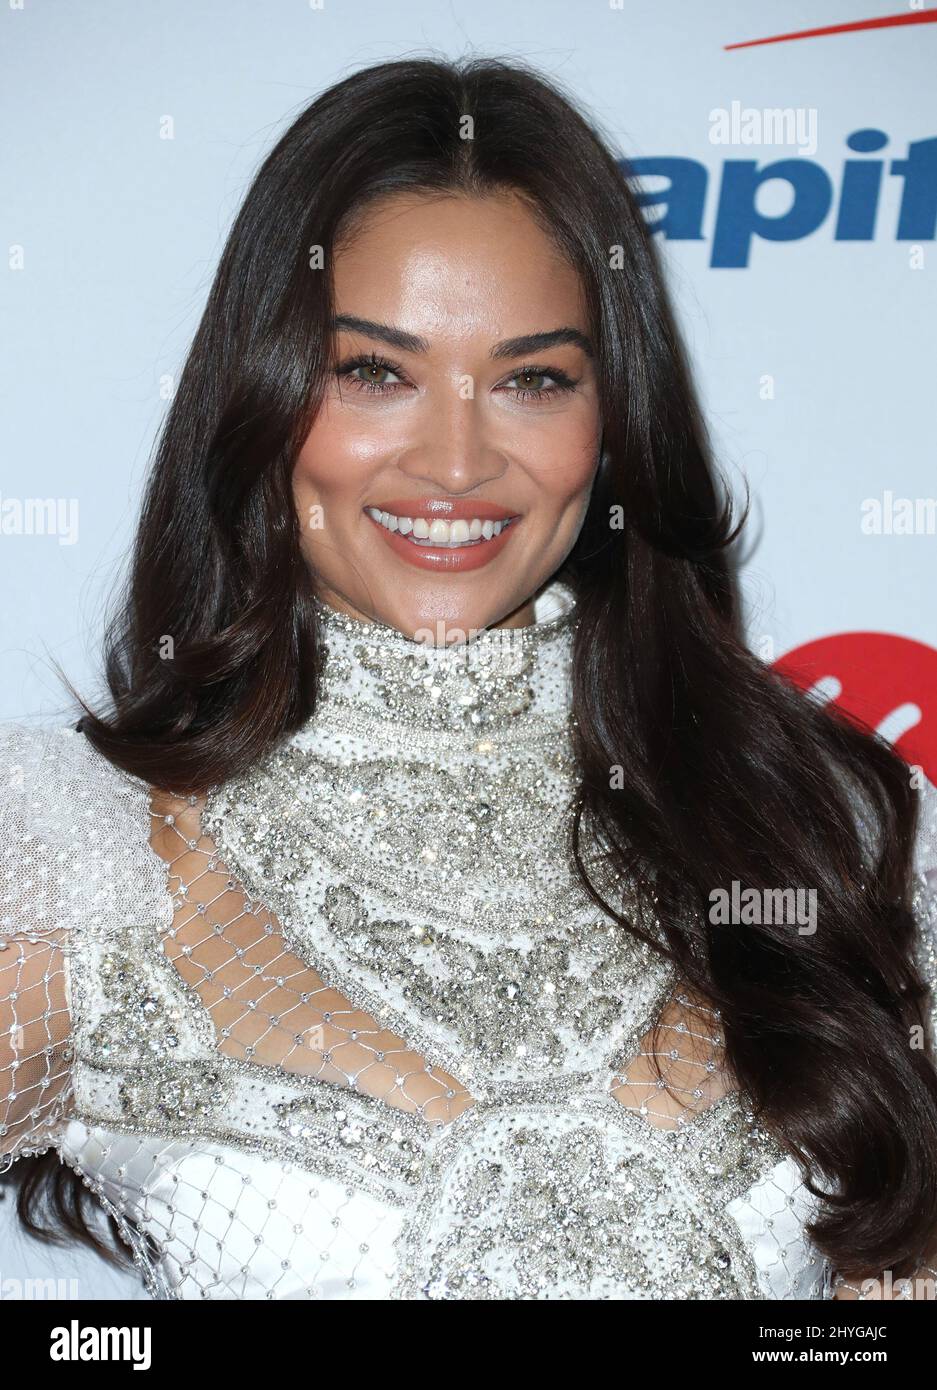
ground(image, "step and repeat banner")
xmin=1 ymin=0 xmax=934 ymax=1296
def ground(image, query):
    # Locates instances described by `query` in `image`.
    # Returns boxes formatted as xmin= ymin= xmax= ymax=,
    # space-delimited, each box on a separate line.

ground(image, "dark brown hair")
xmin=5 ymin=54 xmax=936 ymax=1285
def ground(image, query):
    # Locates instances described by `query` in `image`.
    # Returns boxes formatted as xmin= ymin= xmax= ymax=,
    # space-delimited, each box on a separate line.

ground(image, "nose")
xmin=395 ymin=387 xmax=507 ymax=496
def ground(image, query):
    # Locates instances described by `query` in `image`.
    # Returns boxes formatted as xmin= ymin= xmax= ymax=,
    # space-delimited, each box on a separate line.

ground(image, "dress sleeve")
xmin=910 ymin=772 xmax=937 ymax=1047
xmin=0 ymin=722 xmax=75 ymax=1170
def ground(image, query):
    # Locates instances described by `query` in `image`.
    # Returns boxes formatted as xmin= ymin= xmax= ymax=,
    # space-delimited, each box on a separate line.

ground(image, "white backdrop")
xmin=1 ymin=0 xmax=934 ymax=1299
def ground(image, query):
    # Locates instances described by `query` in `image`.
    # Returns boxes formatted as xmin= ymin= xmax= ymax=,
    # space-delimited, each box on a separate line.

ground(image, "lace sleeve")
xmin=0 ymin=722 xmax=75 ymax=1171
xmin=832 ymin=770 xmax=937 ymax=1300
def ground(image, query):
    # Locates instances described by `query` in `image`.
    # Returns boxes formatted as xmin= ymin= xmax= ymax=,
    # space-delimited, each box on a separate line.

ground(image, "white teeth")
xmin=365 ymin=507 xmax=516 ymax=547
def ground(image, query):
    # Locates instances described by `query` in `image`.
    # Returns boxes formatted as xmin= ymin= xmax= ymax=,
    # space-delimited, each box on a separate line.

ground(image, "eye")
xmin=350 ymin=362 xmax=402 ymax=389
xmin=500 ymin=365 xmax=578 ymax=403
xmin=335 ymin=352 xmax=407 ymax=395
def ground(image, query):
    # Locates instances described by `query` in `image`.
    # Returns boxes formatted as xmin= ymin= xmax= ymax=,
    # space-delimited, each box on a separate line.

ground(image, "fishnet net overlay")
xmin=608 ymin=990 xmax=733 ymax=1130
xmin=0 ymin=929 xmax=73 ymax=1167
xmin=150 ymin=788 xmax=736 ymax=1137
xmin=148 ymin=788 xmax=476 ymax=1127
xmin=58 ymin=1127 xmax=403 ymax=1299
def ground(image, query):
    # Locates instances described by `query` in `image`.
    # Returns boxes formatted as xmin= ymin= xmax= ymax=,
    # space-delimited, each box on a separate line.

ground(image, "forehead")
xmin=331 ymin=191 xmax=587 ymax=340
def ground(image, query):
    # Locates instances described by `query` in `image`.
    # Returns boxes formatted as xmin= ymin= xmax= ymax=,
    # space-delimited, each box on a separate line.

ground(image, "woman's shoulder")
xmin=0 ymin=718 xmax=160 ymax=938
xmin=0 ymin=716 xmax=120 ymax=772
xmin=0 ymin=718 xmax=144 ymax=831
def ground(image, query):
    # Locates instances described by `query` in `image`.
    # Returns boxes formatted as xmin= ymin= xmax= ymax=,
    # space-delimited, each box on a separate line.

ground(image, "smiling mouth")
xmin=364 ymin=507 xmax=521 ymax=548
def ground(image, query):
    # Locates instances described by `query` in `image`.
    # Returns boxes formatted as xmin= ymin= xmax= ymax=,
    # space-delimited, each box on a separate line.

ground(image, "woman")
xmin=2 ymin=55 xmax=936 ymax=1302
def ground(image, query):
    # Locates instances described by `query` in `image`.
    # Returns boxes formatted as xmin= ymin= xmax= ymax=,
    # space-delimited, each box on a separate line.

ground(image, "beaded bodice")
xmin=2 ymin=578 xmax=936 ymax=1299
xmin=194 ymin=581 xmax=676 ymax=1096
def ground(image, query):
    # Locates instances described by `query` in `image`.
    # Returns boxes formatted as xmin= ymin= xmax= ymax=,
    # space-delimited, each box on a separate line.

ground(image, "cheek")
xmin=293 ymin=403 xmax=390 ymax=502
xmin=520 ymin=414 xmax=600 ymax=508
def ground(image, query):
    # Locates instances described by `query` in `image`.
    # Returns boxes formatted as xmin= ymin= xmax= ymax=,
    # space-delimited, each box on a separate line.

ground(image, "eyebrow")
xmin=331 ymin=314 xmax=593 ymax=359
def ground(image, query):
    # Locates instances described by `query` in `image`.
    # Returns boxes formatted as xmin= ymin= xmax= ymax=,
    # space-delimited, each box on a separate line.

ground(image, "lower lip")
xmin=363 ymin=512 xmax=521 ymax=572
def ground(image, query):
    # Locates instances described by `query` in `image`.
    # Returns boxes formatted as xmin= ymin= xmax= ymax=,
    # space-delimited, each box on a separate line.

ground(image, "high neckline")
xmin=302 ymin=577 xmax=579 ymax=741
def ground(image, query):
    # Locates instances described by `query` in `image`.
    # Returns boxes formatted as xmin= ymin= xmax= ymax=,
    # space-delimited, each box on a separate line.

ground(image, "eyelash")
xmin=334 ymin=351 xmax=578 ymax=403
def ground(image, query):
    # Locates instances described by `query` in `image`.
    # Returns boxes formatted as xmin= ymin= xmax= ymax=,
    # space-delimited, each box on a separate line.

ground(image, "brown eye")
xmin=335 ymin=353 xmax=407 ymax=394
xmin=502 ymin=366 xmax=577 ymax=402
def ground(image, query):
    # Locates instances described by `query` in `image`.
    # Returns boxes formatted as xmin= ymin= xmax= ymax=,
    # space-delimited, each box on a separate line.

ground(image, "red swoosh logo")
xmin=774 ymin=632 xmax=937 ymax=784
xmin=726 ymin=7 xmax=937 ymax=50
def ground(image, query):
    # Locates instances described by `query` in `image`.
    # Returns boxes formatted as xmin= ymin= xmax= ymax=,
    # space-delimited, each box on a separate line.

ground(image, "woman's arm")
xmin=0 ymin=722 xmax=76 ymax=1168
xmin=0 ymin=929 xmax=73 ymax=1167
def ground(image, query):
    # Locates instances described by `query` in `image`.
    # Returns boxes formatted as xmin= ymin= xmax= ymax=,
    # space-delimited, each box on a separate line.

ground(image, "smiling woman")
xmin=1 ymin=55 xmax=937 ymax=1305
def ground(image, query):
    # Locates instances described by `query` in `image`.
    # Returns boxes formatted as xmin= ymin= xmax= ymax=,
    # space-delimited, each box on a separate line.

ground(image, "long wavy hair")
xmin=6 ymin=54 xmax=936 ymax=1286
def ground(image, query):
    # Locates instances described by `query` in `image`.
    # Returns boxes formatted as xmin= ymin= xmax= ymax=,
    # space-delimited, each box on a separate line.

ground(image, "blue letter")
xmin=712 ymin=158 xmax=833 ymax=268
xmin=891 ymin=136 xmax=937 ymax=240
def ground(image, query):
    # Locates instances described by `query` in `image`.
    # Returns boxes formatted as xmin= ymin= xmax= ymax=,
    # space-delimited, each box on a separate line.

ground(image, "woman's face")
xmin=293 ymin=190 xmax=602 ymax=642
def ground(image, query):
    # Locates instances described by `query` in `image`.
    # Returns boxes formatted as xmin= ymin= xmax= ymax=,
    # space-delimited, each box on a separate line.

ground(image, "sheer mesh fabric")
xmin=146 ymin=788 xmax=744 ymax=1128
xmin=608 ymin=990 xmax=733 ymax=1128
xmin=150 ymin=790 xmax=728 ymax=1128
xmin=148 ymin=789 xmax=476 ymax=1126
xmin=0 ymin=729 xmax=76 ymax=1168
xmin=0 ymin=930 xmax=73 ymax=1168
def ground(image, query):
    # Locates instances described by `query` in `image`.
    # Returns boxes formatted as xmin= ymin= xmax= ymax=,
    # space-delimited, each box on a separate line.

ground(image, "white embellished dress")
xmin=2 ymin=579 xmax=936 ymax=1300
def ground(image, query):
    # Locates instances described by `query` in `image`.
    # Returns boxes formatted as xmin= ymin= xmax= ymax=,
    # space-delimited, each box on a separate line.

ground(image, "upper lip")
xmin=364 ymin=497 xmax=520 ymax=522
